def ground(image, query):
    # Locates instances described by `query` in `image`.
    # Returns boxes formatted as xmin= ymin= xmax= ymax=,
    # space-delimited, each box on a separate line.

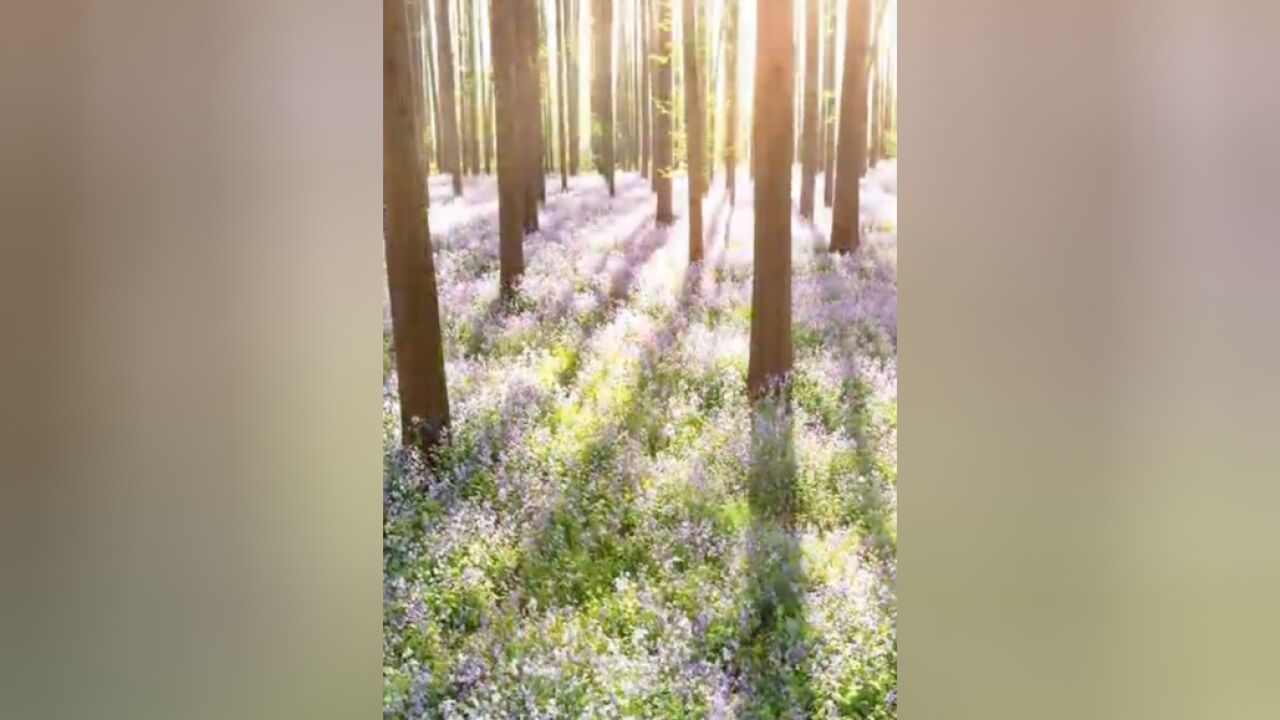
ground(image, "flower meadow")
xmin=385 ymin=166 xmax=898 ymax=718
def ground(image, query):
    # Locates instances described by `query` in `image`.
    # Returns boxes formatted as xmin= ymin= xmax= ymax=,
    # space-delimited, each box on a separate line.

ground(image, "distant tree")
xmin=640 ymin=0 xmax=651 ymax=181
xmin=568 ymin=0 xmax=582 ymax=175
xmin=386 ymin=0 xmax=450 ymax=451
xmin=433 ymin=0 xmax=463 ymax=194
xmin=798 ymin=0 xmax=820 ymax=219
xmin=722 ymin=0 xmax=738 ymax=204
xmin=831 ymin=0 xmax=870 ymax=254
xmin=653 ymin=0 xmax=675 ymax=224
xmin=747 ymin=0 xmax=795 ymax=399
xmin=556 ymin=0 xmax=571 ymax=190
xmin=821 ymin=0 xmax=836 ymax=206
xmin=591 ymin=0 xmax=616 ymax=195
xmin=682 ymin=0 xmax=704 ymax=263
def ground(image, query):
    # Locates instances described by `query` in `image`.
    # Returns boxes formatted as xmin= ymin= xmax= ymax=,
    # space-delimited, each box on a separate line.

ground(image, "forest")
xmin=384 ymin=0 xmax=897 ymax=716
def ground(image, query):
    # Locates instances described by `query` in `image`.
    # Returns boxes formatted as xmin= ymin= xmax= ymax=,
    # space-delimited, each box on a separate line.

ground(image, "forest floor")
xmin=384 ymin=162 xmax=898 ymax=719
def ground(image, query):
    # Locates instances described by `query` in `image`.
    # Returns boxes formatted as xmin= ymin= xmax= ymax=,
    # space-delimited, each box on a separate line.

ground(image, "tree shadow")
xmin=733 ymin=395 xmax=817 ymax=718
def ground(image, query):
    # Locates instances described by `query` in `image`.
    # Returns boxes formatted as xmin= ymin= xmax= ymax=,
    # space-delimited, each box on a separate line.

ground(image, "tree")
xmin=557 ymin=0 xmax=571 ymax=190
xmin=491 ymin=0 xmax=527 ymax=297
xmin=798 ymin=0 xmax=820 ymax=219
xmin=831 ymin=0 xmax=870 ymax=254
xmin=723 ymin=0 xmax=738 ymax=204
xmin=568 ymin=0 xmax=582 ymax=175
xmin=653 ymin=0 xmax=675 ymax=224
xmin=682 ymin=0 xmax=704 ymax=263
xmin=640 ymin=0 xmax=651 ymax=181
xmin=433 ymin=0 xmax=463 ymax=194
xmin=459 ymin=0 xmax=479 ymax=175
xmin=386 ymin=0 xmax=450 ymax=451
xmin=821 ymin=0 xmax=836 ymax=206
xmin=747 ymin=0 xmax=794 ymax=400
xmin=591 ymin=0 xmax=616 ymax=195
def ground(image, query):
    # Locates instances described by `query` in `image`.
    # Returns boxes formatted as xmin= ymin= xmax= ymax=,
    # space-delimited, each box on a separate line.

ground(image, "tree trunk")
xmin=433 ymin=0 xmax=463 ymax=194
xmin=821 ymin=0 xmax=836 ymax=206
xmin=424 ymin=2 xmax=444 ymax=173
xmin=591 ymin=0 xmax=615 ymax=195
xmin=653 ymin=0 xmax=674 ymax=224
xmin=490 ymin=0 xmax=526 ymax=297
xmin=682 ymin=0 xmax=703 ymax=263
xmin=568 ymin=0 xmax=581 ymax=175
xmin=386 ymin=0 xmax=450 ymax=452
xmin=723 ymin=0 xmax=737 ymax=204
xmin=639 ymin=0 xmax=652 ymax=182
xmin=557 ymin=0 xmax=571 ymax=190
xmin=831 ymin=0 xmax=870 ymax=254
xmin=515 ymin=0 xmax=541 ymax=230
xmin=747 ymin=0 xmax=794 ymax=400
xmin=798 ymin=0 xmax=820 ymax=219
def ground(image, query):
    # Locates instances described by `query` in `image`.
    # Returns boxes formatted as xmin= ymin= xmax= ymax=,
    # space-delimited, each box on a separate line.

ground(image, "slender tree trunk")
xmin=653 ymin=0 xmax=674 ymax=223
xmin=424 ymin=2 xmax=444 ymax=173
xmin=821 ymin=0 xmax=836 ymax=206
xmin=798 ymin=0 xmax=820 ymax=219
xmin=535 ymin=2 xmax=549 ymax=203
xmin=723 ymin=0 xmax=737 ymax=204
xmin=591 ymin=0 xmax=616 ymax=195
xmin=518 ymin=0 xmax=542 ymax=229
xmin=433 ymin=0 xmax=463 ymax=194
xmin=831 ymin=0 xmax=870 ymax=254
xmin=639 ymin=0 xmax=651 ymax=182
xmin=386 ymin=0 xmax=450 ymax=451
xmin=567 ymin=0 xmax=581 ymax=175
xmin=682 ymin=0 xmax=704 ymax=263
xmin=491 ymin=0 xmax=526 ymax=297
xmin=747 ymin=0 xmax=794 ymax=400
xmin=556 ymin=0 xmax=570 ymax=190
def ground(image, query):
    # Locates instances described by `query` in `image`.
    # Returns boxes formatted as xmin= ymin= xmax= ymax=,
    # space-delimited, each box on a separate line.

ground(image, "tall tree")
xmin=568 ymin=0 xmax=581 ymax=175
xmin=433 ymin=0 xmax=463 ymax=194
xmin=491 ymin=0 xmax=526 ymax=296
xmin=423 ymin=2 xmax=444 ymax=171
xmin=653 ymin=0 xmax=675 ymax=224
xmin=591 ymin=0 xmax=616 ymax=195
xmin=723 ymin=0 xmax=738 ymax=204
xmin=556 ymin=0 xmax=571 ymax=190
xmin=514 ymin=0 xmax=542 ymax=230
xmin=682 ymin=0 xmax=704 ymax=263
xmin=747 ymin=0 xmax=794 ymax=399
xmin=821 ymin=0 xmax=836 ymax=206
xmin=386 ymin=0 xmax=450 ymax=451
xmin=640 ymin=0 xmax=652 ymax=181
xmin=798 ymin=0 xmax=820 ymax=219
xmin=831 ymin=0 xmax=870 ymax=253
xmin=462 ymin=0 xmax=481 ymax=174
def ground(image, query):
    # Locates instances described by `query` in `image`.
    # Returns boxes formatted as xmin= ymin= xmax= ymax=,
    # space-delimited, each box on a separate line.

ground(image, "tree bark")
xmin=682 ymin=0 xmax=704 ymax=263
xmin=653 ymin=0 xmax=675 ymax=224
xmin=723 ymin=0 xmax=737 ymax=204
xmin=433 ymin=0 xmax=463 ymax=194
xmin=591 ymin=0 xmax=616 ymax=196
xmin=568 ymin=0 xmax=581 ymax=175
xmin=747 ymin=0 xmax=794 ymax=400
xmin=491 ymin=0 xmax=526 ymax=297
xmin=798 ymin=0 xmax=820 ymax=219
xmin=831 ymin=0 xmax=870 ymax=254
xmin=821 ymin=0 xmax=836 ymax=206
xmin=639 ymin=0 xmax=651 ymax=181
xmin=557 ymin=0 xmax=571 ymax=190
xmin=386 ymin=0 xmax=450 ymax=452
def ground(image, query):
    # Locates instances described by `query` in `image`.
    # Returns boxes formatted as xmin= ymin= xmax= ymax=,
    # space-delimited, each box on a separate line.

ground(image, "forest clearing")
xmin=384 ymin=0 xmax=897 ymax=716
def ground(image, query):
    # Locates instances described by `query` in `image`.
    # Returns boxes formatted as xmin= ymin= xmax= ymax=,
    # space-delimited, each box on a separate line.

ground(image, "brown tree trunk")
xmin=798 ymin=0 xmax=820 ymax=219
xmin=433 ymin=0 xmax=463 ymax=194
xmin=653 ymin=0 xmax=674 ymax=224
xmin=682 ymin=0 xmax=704 ymax=263
xmin=461 ymin=0 xmax=480 ymax=174
xmin=386 ymin=0 xmax=450 ymax=451
xmin=821 ymin=0 xmax=836 ymax=206
xmin=723 ymin=0 xmax=738 ymax=204
xmin=831 ymin=0 xmax=870 ymax=254
xmin=568 ymin=0 xmax=581 ymax=175
xmin=591 ymin=0 xmax=615 ymax=196
xmin=516 ymin=0 xmax=541 ymax=231
xmin=640 ymin=0 xmax=651 ymax=182
xmin=424 ymin=1 xmax=444 ymax=172
xmin=556 ymin=0 xmax=570 ymax=190
xmin=747 ymin=0 xmax=794 ymax=400
xmin=491 ymin=0 xmax=526 ymax=297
